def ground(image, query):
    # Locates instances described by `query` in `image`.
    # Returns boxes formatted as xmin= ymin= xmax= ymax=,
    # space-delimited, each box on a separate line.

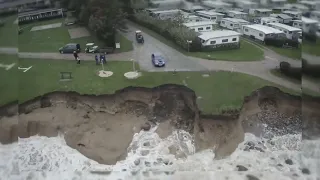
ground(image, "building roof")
xmin=222 ymin=18 xmax=249 ymax=23
xmin=152 ymin=9 xmax=181 ymax=14
xmin=198 ymin=30 xmax=241 ymax=41
xmin=228 ymin=10 xmax=248 ymax=15
xmin=197 ymin=10 xmax=224 ymax=16
xmin=261 ymin=17 xmax=279 ymax=21
xmin=283 ymin=10 xmax=302 ymax=15
xmin=0 ymin=0 xmax=41 ymax=9
xmin=243 ymin=24 xmax=283 ymax=34
xmin=271 ymin=13 xmax=292 ymax=19
xmin=302 ymin=17 xmax=319 ymax=24
xmin=267 ymin=22 xmax=302 ymax=31
xmin=18 ymin=8 xmax=62 ymax=17
xmin=183 ymin=21 xmax=216 ymax=27
xmin=255 ymin=9 xmax=272 ymax=12
xmin=271 ymin=0 xmax=286 ymax=2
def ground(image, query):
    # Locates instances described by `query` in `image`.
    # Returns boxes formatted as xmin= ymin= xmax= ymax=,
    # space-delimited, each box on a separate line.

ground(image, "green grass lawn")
xmin=18 ymin=18 xmax=132 ymax=53
xmin=302 ymin=39 xmax=320 ymax=56
xmin=0 ymin=54 xmax=18 ymax=105
xmin=114 ymin=32 xmax=133 ymax=53
xmin=129 ymin=22 xmax=264 ymax=61
xmin=188 ymin=40 xmax=264 ymax=61
xmin=0 ymin=15 xmax=18 ymax=47
xmin=0 ymin=58 xmax=297 ymax=113
xmin=268 ymin=46 xmax=301 ymax=60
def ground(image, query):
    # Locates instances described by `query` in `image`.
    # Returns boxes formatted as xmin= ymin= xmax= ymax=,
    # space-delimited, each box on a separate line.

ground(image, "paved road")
xmin=121 ymin=22 xmax=207 ymax=72
xmin=302 ymin=53 xmax=320 ymax=65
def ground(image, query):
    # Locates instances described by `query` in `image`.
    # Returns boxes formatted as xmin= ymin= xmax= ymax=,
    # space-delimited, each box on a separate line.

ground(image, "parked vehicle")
xmin=135 ymin=30 xmax=144 ymax=44
xmin=59 ymin=43 xmax=80 ymax=54
xmin=85 ymin=43 xmax=99 ymax=53
xmin=151 ymin=53 xmax=166 ymax=67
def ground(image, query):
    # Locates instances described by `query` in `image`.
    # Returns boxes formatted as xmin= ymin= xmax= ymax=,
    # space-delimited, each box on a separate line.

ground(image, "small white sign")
xmin=116 ymin=43 xmax=120 ymax=49
xmin=18 ymin=66 xmax=33 ymax=72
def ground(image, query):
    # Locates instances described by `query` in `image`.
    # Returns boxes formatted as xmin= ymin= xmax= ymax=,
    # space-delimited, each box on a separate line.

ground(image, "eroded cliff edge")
xmin=0 ymin=85 xmax=319 ymax=165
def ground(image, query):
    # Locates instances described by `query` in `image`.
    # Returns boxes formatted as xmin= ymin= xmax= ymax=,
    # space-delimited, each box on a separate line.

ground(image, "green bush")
xmin=132 ymin=12 xmax=201 ymax=52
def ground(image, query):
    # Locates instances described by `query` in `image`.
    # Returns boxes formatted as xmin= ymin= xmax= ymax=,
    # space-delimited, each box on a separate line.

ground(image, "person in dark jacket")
xmin=95 ymin=54 xmax=99 ymax=65
xmin=73 ymin=51 xmax=80 ymax=64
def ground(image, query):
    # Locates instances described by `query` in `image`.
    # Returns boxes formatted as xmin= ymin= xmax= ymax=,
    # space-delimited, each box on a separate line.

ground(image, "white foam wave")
xmin=0 ymin=126 xmax=319 ymax=180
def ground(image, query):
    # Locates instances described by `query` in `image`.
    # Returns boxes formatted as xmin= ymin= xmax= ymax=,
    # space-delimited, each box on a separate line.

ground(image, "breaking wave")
xmin=0 ymin=125 xmax=319 ymax=180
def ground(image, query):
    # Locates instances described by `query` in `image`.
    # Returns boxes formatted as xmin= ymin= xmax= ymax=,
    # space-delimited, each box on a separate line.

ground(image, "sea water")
xmin=0 ymin=126 xmax=319 ymax=180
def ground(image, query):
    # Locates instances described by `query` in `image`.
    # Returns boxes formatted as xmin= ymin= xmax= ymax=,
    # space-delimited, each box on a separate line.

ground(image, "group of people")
xmin=73 ymin=51 xmax=107 ymax=65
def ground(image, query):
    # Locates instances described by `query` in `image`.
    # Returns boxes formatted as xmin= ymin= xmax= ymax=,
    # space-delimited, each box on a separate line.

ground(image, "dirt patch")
xmin=68 ymin=27 xmax=90 ymax=39
xmin=1 ymin=85 xmax=320 ymax=164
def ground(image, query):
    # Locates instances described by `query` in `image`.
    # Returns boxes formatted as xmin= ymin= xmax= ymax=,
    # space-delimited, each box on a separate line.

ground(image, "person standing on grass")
xmin=95 ymin=54 xmax=99 ymax=65
xmin=73 ymin=51 xmax=80 ymax=64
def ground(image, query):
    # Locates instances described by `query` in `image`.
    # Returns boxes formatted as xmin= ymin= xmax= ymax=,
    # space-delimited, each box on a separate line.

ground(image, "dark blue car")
xmin=151 ymin=53 xmax=166 ymax=67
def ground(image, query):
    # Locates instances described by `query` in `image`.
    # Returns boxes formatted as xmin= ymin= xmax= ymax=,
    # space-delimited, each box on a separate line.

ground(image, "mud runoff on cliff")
xmin=0 ymin=85 xmax=319 ymax=180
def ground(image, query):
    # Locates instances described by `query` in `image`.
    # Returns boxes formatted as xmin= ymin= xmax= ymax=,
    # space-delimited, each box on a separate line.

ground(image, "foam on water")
xmin=0 ymin=125 xmax=319 ymax=180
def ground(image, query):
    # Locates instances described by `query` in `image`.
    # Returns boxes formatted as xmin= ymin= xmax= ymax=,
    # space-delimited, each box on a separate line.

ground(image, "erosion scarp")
xmin=0 ymin=85 xmax=319 ymax=165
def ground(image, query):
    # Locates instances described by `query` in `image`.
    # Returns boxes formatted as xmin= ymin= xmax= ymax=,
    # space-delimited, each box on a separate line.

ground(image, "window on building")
xmin=232 ymin=38 xmax=237 ymax=41
xmin=284 ymin=30 xmax=288 ymax=33
xmin=210 ymin=41 xmax=216 ymax=44
xmin=230 ymin=24 xmax=233 ymax=26
xmin=245 ymin=29 xmax=248 ymax=32
xmin=259 ymin=33 xmax=263 ymax=37
xmin=206 ymin=26 xmax=211 ymax=30
xmin=222 ymin=39 xmax=228 ymax=43
xmin=222 ymin=21 xmax=225 ymax=24
xmin=198 ymin=27 xmax=204 ymax=31
xmin=293 ymin=23 xmax=297 ymax=26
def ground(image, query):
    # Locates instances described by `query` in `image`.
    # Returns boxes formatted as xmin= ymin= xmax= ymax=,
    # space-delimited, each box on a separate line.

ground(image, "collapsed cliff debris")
xmin=0 ymin=85 xmax=319 ymax=165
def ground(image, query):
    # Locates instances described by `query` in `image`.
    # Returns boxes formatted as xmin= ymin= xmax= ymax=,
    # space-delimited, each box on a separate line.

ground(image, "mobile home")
xmin=270 ymin=13 xmax=293 ymax=24
xmin=227 ymin=11 xmax=248 ymax=20
xmin=260 ymin=17 xmax=279 ymax=25
xmin=310 ymin=11 xmax=320 ymax=22
xmin=185 ymin=15 xmax=205 ymax=22
xmin=198 ymin=30 xmax=241 ymax=47
xmin=183 ymin=21 xmax=217 ymax=32
xmin=242 ymin=24 xmax=285 ymax=41
xmin=249 ymin=9 xmax=273 ymax=17
xmin=236 ymin=1 xmax=259 ymax=12
xmin=267 ymin=22 xmax=302 ymax=40
xmin=283 ymin=10 xmax=302 ymax=20
xmin=196 ymin=10 xmax=225 ymax=23
xmin=220 ymin=18 xmax=250 ymax=32
xmin=202 ymin=1 xmax=232 ymax=13
xmin=300 ymin=16 xmax=319 ymax=34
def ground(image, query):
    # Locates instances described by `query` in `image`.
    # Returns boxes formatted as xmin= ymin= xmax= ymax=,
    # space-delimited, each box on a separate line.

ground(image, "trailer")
xmin=220 ymin=18 xmax=250 ymax=32
xmin=242 ymin=24 xmax=285 ymax=41
xmin=267 ymin=22 xmax=302 ymax=40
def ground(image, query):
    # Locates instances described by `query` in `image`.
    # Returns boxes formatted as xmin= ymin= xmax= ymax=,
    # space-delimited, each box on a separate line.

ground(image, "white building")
xmin=202 ymin=1 xmax=232 ymax=13
xmin=242 ymin=24 xmax=285 ymax=41
xmin=249 ymin=9 xmax=273 ymax=17
xmin=295 ymin=17 xmax=319 ymax=34
xmin=261 ymin=0 xmax=287 ymax=8
xmin=227 ymin=11 xmax=248 ymax=20
xmin=236 ymin=1 xmax=259 ymax=12
xmin=198 ymin=30 xmax=241 ymax=46
xmin=283 ymin=10 xmax=302 ymax=20
xmin=260 ymin=17 xmax=279 ymax=25
xmin=299 ymin=0 xmax=319 ymax=10
xmin=310 ymin=11 xmax=320 ymax=22
xmin=284 ymin=3 xmax=309 ymax=13
xmin=267 ymin=22 xmax=302 ymax=40
xmin=220 ymin=18 xmax=250 ymax=32
xmin=196 ymin=10 xmax=225 ymax=23
xmin=270 ymin=13 xmax=293 ymax=24
xmin=183 ymin=21 xmax=217 ymax=32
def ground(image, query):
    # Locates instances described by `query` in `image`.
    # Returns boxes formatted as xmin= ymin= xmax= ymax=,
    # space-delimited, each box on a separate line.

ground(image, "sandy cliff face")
xmin=0 ymin=85 xmax=319 ymax=165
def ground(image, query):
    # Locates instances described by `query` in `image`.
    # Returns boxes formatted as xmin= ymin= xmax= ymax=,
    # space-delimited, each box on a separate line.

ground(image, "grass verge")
xmin=0 ymin=15 xmax=18 ymax=47
xmin=302 ymin=39 xmax=320 ymax=56
xmin=0 ymin=58 xmax=299 ymax=113
xmin=18 ymin=18 xmax=132 ymax=53
xmin=0 ymin=54 xmax=18 ymax=105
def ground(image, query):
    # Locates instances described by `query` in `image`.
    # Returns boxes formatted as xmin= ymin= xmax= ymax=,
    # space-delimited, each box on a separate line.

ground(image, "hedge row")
xmin=265 ymin=38 xmax=300 ymax=48
xmin=131 ymin=12 xmax=202 ymax=52
xmin=279 ymin=61 xmax=301 ymax=80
